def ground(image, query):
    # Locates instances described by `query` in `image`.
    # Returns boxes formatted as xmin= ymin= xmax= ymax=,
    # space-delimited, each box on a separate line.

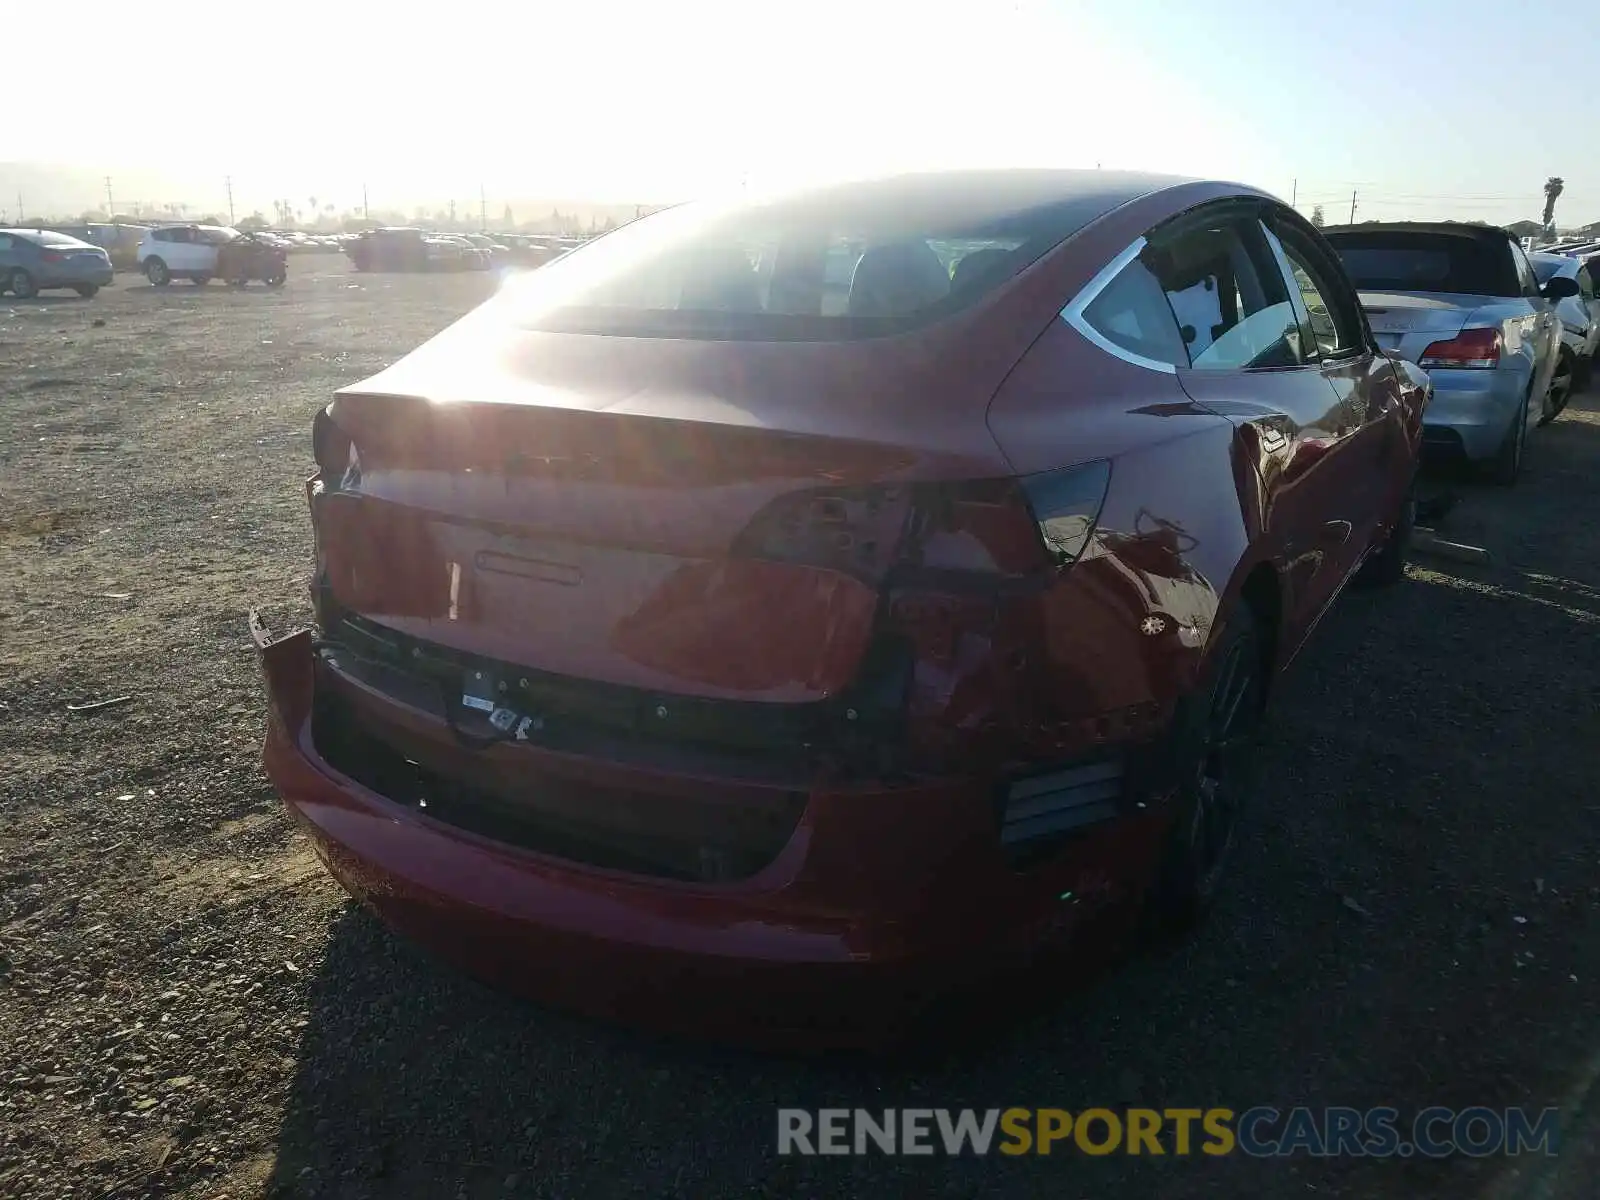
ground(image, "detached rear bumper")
xmin=251 ymin=619 xmax=1167 ymax=1048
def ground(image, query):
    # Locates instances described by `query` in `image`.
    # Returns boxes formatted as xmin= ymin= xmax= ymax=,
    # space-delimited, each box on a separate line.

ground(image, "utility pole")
xmin=362 ymin=183 xmax=369 ymax=220
xmin=1291 ymin=178 xmax=1297 ymax=207
xmin=104 ymin=176 xmax=115 ymax=219
xmin=225 ymin=176 xmax=235 ymax=225
xmin=1348 ymin=189 xmax=1357 ymax=224
xmin=16 ymin=192 xmax=23 ymax=224
xmin=479 ymin=183 xmax=487 ymax=231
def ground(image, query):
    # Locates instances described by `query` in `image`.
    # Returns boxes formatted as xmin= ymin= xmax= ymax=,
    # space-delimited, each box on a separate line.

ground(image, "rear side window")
xmin=0 ymin=235 xmax=12 ymax=251
xmin=1322 ymin=231 xmax=1519 ymax=297
xmin=1069 ymin=210 xmax=1306 ymax=371
xmin=1075 ymin=256 xmax=1189 ymax=367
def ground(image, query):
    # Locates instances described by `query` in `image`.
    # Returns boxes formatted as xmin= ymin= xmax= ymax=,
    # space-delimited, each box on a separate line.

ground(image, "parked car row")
xmin=2 ymin=221 xmax=594 ymax=295
xmin=254 ymin=168 xmax=1444 ymax=1049
xmin=343 ymin=227 xmax=584 ymax=273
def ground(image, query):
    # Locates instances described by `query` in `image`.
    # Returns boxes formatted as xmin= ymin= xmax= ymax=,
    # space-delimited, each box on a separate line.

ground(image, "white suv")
xmin=136 ymin=224 xmax=240 ymax=286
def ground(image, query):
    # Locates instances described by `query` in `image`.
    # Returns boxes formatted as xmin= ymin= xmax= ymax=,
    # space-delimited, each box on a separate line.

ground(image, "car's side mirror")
xmin=1543 ymin=276 xmax=1580 ymax=300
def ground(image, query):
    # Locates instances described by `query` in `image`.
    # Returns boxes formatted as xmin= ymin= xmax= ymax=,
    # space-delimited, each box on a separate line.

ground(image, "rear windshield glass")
xmin=489 ymin=182 xmax=1126 ymax=340
xmin=1322 ymin=232 xmax=1517 ymax=297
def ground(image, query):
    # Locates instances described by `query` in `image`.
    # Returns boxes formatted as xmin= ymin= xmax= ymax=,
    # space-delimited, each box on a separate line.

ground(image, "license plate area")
xmin=460 ymin=667 xmax=500 ymax=713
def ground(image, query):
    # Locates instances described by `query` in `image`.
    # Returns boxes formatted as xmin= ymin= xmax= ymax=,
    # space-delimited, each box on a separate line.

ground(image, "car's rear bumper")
xmin=253 ymin=622 xmax=1168 ymax=1048
xmin=1420 ymin=366 xmax=1528 ymax=461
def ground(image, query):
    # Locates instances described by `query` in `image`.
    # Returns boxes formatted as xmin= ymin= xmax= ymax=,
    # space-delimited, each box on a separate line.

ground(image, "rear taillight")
xmin=731 ymin=485 xmax=916 ymax=579
xmin=732 ymin=462 xmax=1112 ymax=582
xmin=40 ymin=251 xmax=64 ymax=264
xmin=736 ymin=464 xmax=1111 ymax=770
xmin=1420 ymin=327 xmax=1502 ymax=369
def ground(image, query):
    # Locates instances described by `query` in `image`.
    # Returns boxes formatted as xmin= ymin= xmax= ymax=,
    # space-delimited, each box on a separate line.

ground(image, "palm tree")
xmin=1543 ymin=177 xmax=1565 ymax=229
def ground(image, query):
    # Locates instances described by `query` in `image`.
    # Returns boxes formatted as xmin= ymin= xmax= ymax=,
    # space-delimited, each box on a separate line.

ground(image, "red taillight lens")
xmin=1419 ymin=327 xmax=1502 ymax=369
xmin=40 ymin=251 xmax=64 ymax=264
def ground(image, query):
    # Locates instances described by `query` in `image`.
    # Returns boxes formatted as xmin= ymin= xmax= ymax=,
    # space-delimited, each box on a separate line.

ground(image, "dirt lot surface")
xmin=3 ymin=257 xmax=1600 ymax=1200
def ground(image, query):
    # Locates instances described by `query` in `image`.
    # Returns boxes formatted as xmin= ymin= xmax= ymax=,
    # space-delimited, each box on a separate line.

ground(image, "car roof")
xmin=673 ymin=168 xmax=1194 ymax=237
xmin=0 ymin=227 xmax=92 ymax=242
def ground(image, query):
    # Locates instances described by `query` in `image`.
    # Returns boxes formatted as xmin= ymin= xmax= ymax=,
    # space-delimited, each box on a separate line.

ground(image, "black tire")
xmin=8 ymin=268 xmax=37 ymax=299
xmin=73 ymin=284 xmax=99 ymax=299
xmin=1147 ymin=606 xmax=1265 ymax=935
xmin=1485 ymin=390 xmax=1529 ymax=486
xmin=264 ymin=268 xmax=286 ymax=288
xmin=1540 ymin=349 xmax=1575 ymax=426
xmin=190 ymin=274 xmax=211 ymax=287
xmin=145 ymin=258 xmax=171 ymax=286
xmin=1354 ymin=474 xmax=1415 ymax=588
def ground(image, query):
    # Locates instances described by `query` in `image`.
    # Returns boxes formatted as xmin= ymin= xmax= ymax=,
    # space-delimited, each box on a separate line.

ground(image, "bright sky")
xmin=10 ymin=0 xmax=1599 ymax=225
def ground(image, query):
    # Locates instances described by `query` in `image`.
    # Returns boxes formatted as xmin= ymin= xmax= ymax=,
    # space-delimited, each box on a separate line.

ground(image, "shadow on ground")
xmin=264 ymin=400 xmax=1600 ymax=1200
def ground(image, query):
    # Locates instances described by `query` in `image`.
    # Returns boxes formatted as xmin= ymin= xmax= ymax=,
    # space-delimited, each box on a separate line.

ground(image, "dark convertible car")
xmin=254 ymin=169 xmax=1428 ymax=1047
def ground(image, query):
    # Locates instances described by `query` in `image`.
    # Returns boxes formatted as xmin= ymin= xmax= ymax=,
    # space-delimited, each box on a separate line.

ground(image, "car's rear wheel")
xmin=8 ymin=269 xmax=37 ymax=299
xmin=1486 ymin=390 xmax=1529 ymax=486
xmin=73 ymin=284 xmax=99 ymax=298
xmin=190 ymin=274 xmax=211 ymax=287
xmin=145 ymin=258 xmax=170 ymax=286
xmin=1148 ymin=607 xmax=1265 ymax=934
xmin=1540 ymin=349 xmax=1575 ymax=425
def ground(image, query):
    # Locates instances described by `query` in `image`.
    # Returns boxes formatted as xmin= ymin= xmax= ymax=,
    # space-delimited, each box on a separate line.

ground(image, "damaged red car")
xmin=254 ymin=169 xmax=1428 ymax=1047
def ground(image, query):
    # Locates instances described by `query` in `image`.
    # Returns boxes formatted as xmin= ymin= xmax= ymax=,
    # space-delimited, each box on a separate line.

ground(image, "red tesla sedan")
xmin=254 ymin=170 xmax=1427 ymax=1047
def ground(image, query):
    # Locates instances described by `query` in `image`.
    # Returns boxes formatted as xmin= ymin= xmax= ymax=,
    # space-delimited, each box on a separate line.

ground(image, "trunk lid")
xmin=315 ymin=321 xmax=1014 ymax=705
xmin=1357 ymin=290 xmax=1493 ymax=362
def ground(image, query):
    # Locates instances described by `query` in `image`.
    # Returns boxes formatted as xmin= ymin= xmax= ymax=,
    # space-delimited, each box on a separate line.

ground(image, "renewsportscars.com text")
xmin=776 ymin=1106 xmax=1560 ymax=1158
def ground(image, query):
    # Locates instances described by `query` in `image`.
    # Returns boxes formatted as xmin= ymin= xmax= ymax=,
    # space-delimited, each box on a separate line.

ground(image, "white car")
xmin=135 ymin=224 xmax=241 ymax=286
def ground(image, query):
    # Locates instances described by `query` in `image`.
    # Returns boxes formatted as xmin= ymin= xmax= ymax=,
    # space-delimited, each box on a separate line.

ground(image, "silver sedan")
xmin=0 ymin=228 xmax=115 ymax=298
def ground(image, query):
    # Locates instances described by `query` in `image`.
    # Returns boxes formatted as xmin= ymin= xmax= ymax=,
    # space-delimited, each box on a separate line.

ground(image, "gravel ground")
xmin=3 ymin=257 xmax=1600 ymax=1200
